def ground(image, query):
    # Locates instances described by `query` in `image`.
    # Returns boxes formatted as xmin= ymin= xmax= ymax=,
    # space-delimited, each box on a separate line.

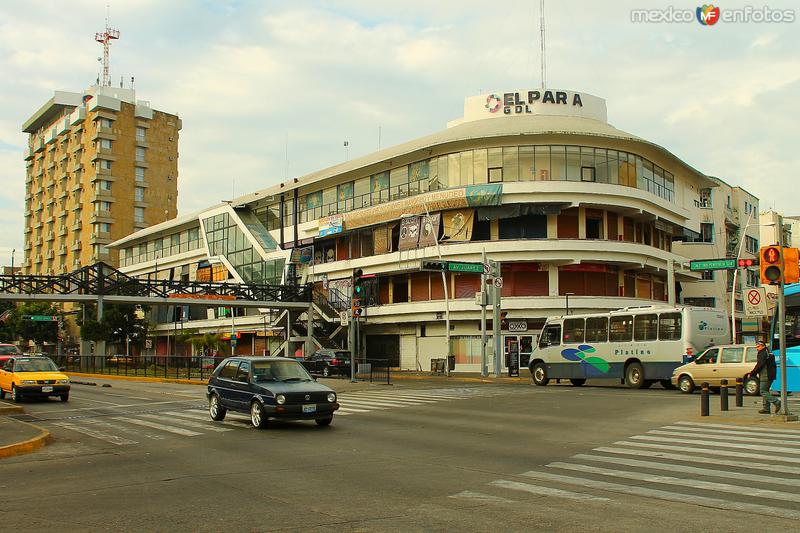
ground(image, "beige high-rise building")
xmin=22 ymin=85 xmax=180 ymax=275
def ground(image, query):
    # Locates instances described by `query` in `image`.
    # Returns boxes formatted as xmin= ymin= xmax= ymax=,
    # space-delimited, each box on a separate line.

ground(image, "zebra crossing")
xmin=451 ymin=420 xmax=800 ymax=521
xmin=334 ymin=387 xmax=513 ymax=416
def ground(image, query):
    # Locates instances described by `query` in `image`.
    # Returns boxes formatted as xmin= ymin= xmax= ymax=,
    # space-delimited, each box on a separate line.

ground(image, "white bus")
xmin=529 ymin=306 xmax=729 ymax=389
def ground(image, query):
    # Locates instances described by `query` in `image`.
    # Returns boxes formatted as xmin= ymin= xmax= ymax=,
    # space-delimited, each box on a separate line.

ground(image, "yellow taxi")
xmin=0 ymin=356 xmax=71 ymax=403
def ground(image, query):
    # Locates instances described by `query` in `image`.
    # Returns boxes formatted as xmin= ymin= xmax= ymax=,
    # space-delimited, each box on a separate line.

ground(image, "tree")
xmin=189 ymin=333 xmax=225 ymax=356
xmin=0 ymin=302 xmax=16 ymax=343
xmin=12 ymin=302 xmax=63 ymax=346
xmin=103 ymin=304 xmax=149 ymax=350
xmin=80 ymin=319 xmax=111 ymax=343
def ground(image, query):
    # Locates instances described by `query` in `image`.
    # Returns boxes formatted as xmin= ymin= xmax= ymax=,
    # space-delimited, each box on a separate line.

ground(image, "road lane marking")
xmin=111 ymin=416 xmax=202 ymax=437
xmin=331 ymin=400 xmax=388 ymax=410
xmin=72 ymin=397 xmax=125 ymax=406
xmin=53 ymin=422 xmax=137 ymax=446
xmin=630 ymin=435 xmax=800 ymax=455
xmin=614 ymin=440 xmax=800 ymax=464
xmin=573 ymin=454 xmax=799 ymax=487
xmin=547 ymin=462 xmax=800 ymax=504
xmin=675 ymin=421 xmax=800 ymax=436
xmin=138 ymin=413 xmax=232 ymax=432
xmin=646 ymin=429 xmax=800 ymax=447
xmin=660 ymin=425 xmax=800 ymax=440
xmin=489 ymin=479 xmax=611 ymax=502
xmin=337 ymin=394 xmax=436 ymax=404
xmin=339 ymin=398 xmax=422 ymax=408
xmin=449 ymin=490 xmax=516 ymax=504
xmin=520 ymin=470 xmax=800 ymax=521
xmin=593 ymin=446 xmax=800 ymax=475
xmin=163 ymin=411 xmax=247 ymax=428
xmin=334 ymin=407 xmax=370 ymax=413
xmin=83 ymin=418 xmax=166 ymax=440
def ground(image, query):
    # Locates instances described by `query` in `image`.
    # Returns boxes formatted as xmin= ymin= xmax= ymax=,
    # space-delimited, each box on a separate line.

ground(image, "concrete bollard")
xmin=735 ymin=377 xmax=744 ymax=407
xmin=720 ymin=379 xmax=729 ymax=411
xmin=701 ymin=382 xmax=710 ymax=417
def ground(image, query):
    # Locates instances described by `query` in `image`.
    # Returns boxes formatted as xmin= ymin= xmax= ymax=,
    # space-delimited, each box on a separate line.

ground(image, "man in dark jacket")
xmin=748 ymin=340 xmax=780 ymax=414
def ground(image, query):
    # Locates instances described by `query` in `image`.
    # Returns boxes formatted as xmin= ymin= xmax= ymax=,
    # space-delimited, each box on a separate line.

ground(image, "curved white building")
xmin=112 ymin=89 xmax=715 ymax=372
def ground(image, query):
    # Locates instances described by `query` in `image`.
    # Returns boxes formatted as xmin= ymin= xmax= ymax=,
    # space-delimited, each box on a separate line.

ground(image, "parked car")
xmin=206 ymin=356 xmax=339 ymax=428
xmin=0 ymin=356 xmax=71 ymax=402
xmin=671 ymin=344 xmax=760 ymax=395
xmin=0 ymin=344 xmax=22 ymax=366
xmin=301 ymin=349 xmax=352 ymax=377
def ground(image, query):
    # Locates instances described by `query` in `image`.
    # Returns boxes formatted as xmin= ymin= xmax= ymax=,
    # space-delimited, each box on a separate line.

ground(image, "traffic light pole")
xmin=480 ymin=250 xmax=488 ymax=378
xmin=492 ymin=261 xmax=502 ymax=377
xmin=778 ymin=278 xmax=789 ymax=416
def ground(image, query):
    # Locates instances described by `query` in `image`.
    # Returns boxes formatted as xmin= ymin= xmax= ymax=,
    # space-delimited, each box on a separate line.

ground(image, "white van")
xmin=529 ymin=306 xmax=729 ymax=389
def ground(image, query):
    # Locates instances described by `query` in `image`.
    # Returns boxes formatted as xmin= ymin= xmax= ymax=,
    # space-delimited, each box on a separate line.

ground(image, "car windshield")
xmin=0 ymin=346 xmax=21 ymax=355
xmin=252 ymin=360 xmax=313 ymax=382
xmin=14 ymin=358 xmax=58 ymax=372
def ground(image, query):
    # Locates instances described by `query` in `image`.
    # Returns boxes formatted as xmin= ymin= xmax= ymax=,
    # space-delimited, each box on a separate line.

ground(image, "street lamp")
xmin=565 ymin=292 xmax=575 ymax=316
xmin=731 ymin=213 xmax=775 ymax=343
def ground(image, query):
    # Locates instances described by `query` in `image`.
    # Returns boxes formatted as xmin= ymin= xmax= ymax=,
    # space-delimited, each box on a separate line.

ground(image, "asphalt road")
xmin=2 ymin=378 xmax=799 ymax=532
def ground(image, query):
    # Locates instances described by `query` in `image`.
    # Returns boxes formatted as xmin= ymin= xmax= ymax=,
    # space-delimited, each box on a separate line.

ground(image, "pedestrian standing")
xmin=747 ymin=340 xmax=780 ymax=415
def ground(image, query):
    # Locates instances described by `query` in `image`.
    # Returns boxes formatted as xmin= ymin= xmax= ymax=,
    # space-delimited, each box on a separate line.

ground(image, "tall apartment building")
xmin=673 ymin=177 xmax=760 ymax=341
xmin=21 ymin=85 xmax=180 ymax=275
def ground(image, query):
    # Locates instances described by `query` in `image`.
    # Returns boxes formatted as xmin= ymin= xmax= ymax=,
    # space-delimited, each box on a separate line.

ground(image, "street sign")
xmin=483 ymin=262 xmax=491 ymax=275
xmin=25 ymin=315 xmax=59 ymax=321
xmin=339 ymin=310 xmax=350 ymax=326
xmin=745 ymin=287 xmax=768 ymax=316
xmin=420 ymin=260 xmax=484 ymax=273
xmin=494 ymin=277 xmax=504 ymax=288
xmin=508 ymin=320 xmax=528 ymax=332
xmin=689 ymin=258 xmax=737 ymax=271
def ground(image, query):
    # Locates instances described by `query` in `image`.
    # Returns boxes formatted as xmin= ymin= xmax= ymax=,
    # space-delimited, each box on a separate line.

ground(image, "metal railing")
xmin=52 ymin=354 xmax=224 ymax=381
xmin=355 ymin=358 xmax=392 ymax=385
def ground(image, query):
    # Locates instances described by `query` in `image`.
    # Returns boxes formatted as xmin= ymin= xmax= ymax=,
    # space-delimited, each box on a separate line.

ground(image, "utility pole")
xmin=480 ymin=250 xmax=488 ymax=378
xmin=492 ymin=260 xmax=502 ymax=377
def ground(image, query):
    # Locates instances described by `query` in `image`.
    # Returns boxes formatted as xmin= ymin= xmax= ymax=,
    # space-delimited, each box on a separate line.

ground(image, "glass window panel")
xmin=609 ymin=315 xmax=633 ymax=342
xmin=607 ymin=150 xmax=619 ymax=184
xmin=551 ymin=145 xmax=566 ymax=180
xmin=473 ymin=149 xmax=488 ymax=184
xmin=322 ymin=187 xmax=337 ymax=214
xmin=533 ymin=146 xmax=548 ymax=180
xmin=447 ymin=153 xmax=460 ymax=187
xmin=634 ymin=314 xmax=658 ymax=341
xmin=586 ymin=317 xmax=609 ymax=342
xmin=502 ymin=147 xmax=518 ymax=182
xmin=658 ymin=312 xmax=682 ymax=340
xmin=422 ymin=158 xmax=435 ymax=192
xmin=566 ymin=146 xmax=581 ymax=181
xmin=460 ymin=150 xmax=473 ymax=185
xmin=354 ymin=177 xmax=370 ymax=209
xmin=563 ymin=318 xmax=585 ymax=344
xmin=390 ymin=166 xmax=409 ymax=198
xmin=595 ymin=149 xmax=608 ymax=183
xmin=520 ymin=146 xmax=535 ymax=181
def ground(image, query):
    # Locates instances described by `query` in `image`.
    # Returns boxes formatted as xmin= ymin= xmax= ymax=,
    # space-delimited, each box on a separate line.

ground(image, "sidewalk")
xmin=0 ymin=413 xmax=52 ymax=459
xmin=686 ymin=395 xmax=800 ymax=426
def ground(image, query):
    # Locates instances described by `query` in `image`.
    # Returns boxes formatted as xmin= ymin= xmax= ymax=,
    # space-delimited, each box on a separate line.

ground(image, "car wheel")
xmin=322 ymin=366 xmax=331 ymax=378
xmin=250 ymin=401 xmax=269 ymax=429
xmin=60 ymin=393 xmax=69 ymax=402
xmin=209 ymin=393 xmax=227 ymax=421
xmin=745 ymin=378 xmax=760 ymax=396
xmin=531 ymin=362 xmax=549 ymax=386
xmin=11 ymin=385 xmax=22 ymax=403
xmin=625 ymin=363 xmax=645 ymax=389
xmin=660 ymin=379 xmax=677 ymax=390
xmin=678 ymin=375 xmax=695 ymax=394
xmin=315 ymin=416 xmax=333 ymax=427
xmin=569 ymin=379 xmax=586 ymax=387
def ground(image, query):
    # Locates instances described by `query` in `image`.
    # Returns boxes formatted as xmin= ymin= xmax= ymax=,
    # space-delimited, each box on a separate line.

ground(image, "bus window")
xmin=784 ymin=307 xmax=800 ymax=349
xmin=610 ymin=315 xmax=633 ymax=342
xmin=658 ymin=312 xmax=682 ymax=341
xmin=563 ymin=318 xmax=585 ymax=344
xmin=586 ymin=317 xmax=608 ymax=342
xmin=634 ymin=314 xmax=658 ymax=341
xmin=539 ymin=325 xmax=561 ymax=348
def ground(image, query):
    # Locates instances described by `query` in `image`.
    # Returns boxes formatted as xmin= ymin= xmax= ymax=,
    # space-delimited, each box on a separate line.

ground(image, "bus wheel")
xmin=569 ymin=379 xmax=586 ymax=387
xmin=532 ymin=363 xmax=549 ymax=386
xmin=625 ymin=362 xmax=645 ymax=389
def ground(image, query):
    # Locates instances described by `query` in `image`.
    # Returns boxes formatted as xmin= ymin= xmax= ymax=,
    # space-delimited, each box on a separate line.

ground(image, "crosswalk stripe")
xmin=138 ymin=413 xmax=232 ymax=432
xmin=660 ymin=425 xmax=800 ymax=440
xmin=112 ymin=416 xmax=203 ymax=437
xmin=334 ymin=400 xmax=388 ymax=409
xmin=82 ymin=418 xmax=167 ymax=441
xmin=54 ymin=422 xmax=138 ymax=446
xmin=547 ymin=462 xmax=800 ymax=504
xmin=489 ymin=479 xmax=611 ymax=502
xmin=574 ymin=453 xmax=799 ymax=487
xmin=521 ymin=470 xmax=800 ymax=520
xmin=631 ymin=435 xmax=800 ymax=455
xmin=675 ymin=421 xmax=800 ymax=436
xmin=647 ymin=429 xmax=800 ymax=447
xmin=615 ymin=440 xmax=800 ymax=464
xmin=340 ymin=398 xmax=422 ymax=408
xmin=594 ymin=446 xmax=800 ymax=475
xmin=450 ymin=490 xmax=517 ymax=504
xmin=163 ymin=411 xmax=248 ymax=428
xmin=336 ymin=407 xmax=370 ymax=413
xmin=337 ymin=394 xmax=436 ymax=404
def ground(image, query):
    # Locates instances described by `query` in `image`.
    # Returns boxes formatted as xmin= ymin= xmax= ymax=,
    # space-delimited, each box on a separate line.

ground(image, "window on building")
xmin=99 ymin=180 xmax=112 ymax=191
xmin=95 ymin=200 xmax=111 ymax=212
xmin=745 ymin=235 xmax=758 ymax=254
xmin=99 ymin=118 xmax=112 ymax=129
xmin=135 ymin=147 xmax=145 ymax=162
xmin=96 ymin=222 xmax=111 ymax=233
xmin=697 ymin=223 xmax=714 ymax=243
xmin=134 ymin=207 xmax=145 ymax=223
xmin=135 ymin=187 xmax=145 ymax=202
xmin=136 ymin=127 xmax=146 ymax=141
xmin=701 ymin=270 xmax=715 ymax=281
xmin=684 ymin=297 xmax=716 ymax=307
xmin=188 ymin=228 xmax=199 ymax=242
xmin=171 ymin=233 xmax=180 ymax=248
xmin=135 ymin=167 xmax=145 ymax=182
xmin=98 ymin=159 xmax=112 ymax=170
xmin=100 ymin=139 xmax=112 ymax=150
xmin=746 ymin=269 xmax=759 ymax=287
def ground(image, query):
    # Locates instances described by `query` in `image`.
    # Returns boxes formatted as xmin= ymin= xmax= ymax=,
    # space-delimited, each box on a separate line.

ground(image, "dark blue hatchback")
xmin=206 ymin=356 xmax=339 ymax=428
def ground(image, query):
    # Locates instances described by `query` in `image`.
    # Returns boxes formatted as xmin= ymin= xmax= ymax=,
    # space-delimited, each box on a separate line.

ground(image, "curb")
xmin=0 ymin=405 xmax=24 ymax=415
xmin=0 ymin=418 xmax=52 ymax=459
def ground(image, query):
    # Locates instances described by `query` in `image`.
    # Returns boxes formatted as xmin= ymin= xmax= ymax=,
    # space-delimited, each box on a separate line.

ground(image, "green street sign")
xmin=446 ymin=261 xmax=485 ymax=273
xmin=27 ymin=315 xmax=58 ymax=322
xmin=689 ymin=258 xmax=737 ymax=271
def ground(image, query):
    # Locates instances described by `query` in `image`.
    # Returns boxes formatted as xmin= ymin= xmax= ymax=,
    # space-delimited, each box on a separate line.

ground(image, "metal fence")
xmin=51 ymin=354 xmax=224 ymax=381
xmin=355 ymin=358 xmax=392 ymax=385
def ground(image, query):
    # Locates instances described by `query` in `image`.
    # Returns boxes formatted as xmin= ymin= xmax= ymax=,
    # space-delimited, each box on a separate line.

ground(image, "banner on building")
xmin=418 ymin=214 xmax=441 ymax=248
xmin=373 ymin=225 xmax=391 ymax=255
xmin=289 ymin=245 xmax=314 ymax=264
xmin=443 ymin=209 xmax=474 ymax=242
xmin=399 ymin=216 xmax=421 ymax=251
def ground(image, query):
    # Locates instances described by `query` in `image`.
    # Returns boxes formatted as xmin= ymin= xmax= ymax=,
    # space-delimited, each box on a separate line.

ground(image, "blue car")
xmin=206 ymin=356 xmax=339 ymax=428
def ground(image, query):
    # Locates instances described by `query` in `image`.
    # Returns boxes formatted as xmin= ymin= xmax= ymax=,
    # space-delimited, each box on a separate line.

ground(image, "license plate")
xmin=302 ymin=404 xmax=316 ymax=413
xmin=41 ymin=386 xmax=53 ymax=392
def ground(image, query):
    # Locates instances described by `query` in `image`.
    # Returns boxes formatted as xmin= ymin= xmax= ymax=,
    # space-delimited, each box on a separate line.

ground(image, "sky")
xmin=1 ymin=0 xmax=798 ymax=266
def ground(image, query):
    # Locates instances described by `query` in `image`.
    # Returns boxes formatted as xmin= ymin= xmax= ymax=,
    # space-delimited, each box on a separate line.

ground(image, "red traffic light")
xmin=737 ymin=258 xmax=758 ymax=268
xmin=763 ymin=246 xmax=781 ymax=264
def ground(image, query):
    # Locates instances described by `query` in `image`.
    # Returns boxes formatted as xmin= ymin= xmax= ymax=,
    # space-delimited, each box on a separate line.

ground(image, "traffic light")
xmin=761 ymin=246 xmax=783 ymax=285
xmin=785 ymin=247 xmax=800 ymax=284
xmin=737 ymin=258 xmax=759 ymax=268
xmin=352 ymin=297 xmax=363 ymax=318
xmin=420 ymin=260 xmax=447 ymax=272
xmin=352 ymin=268 xmax=364 ymax=318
